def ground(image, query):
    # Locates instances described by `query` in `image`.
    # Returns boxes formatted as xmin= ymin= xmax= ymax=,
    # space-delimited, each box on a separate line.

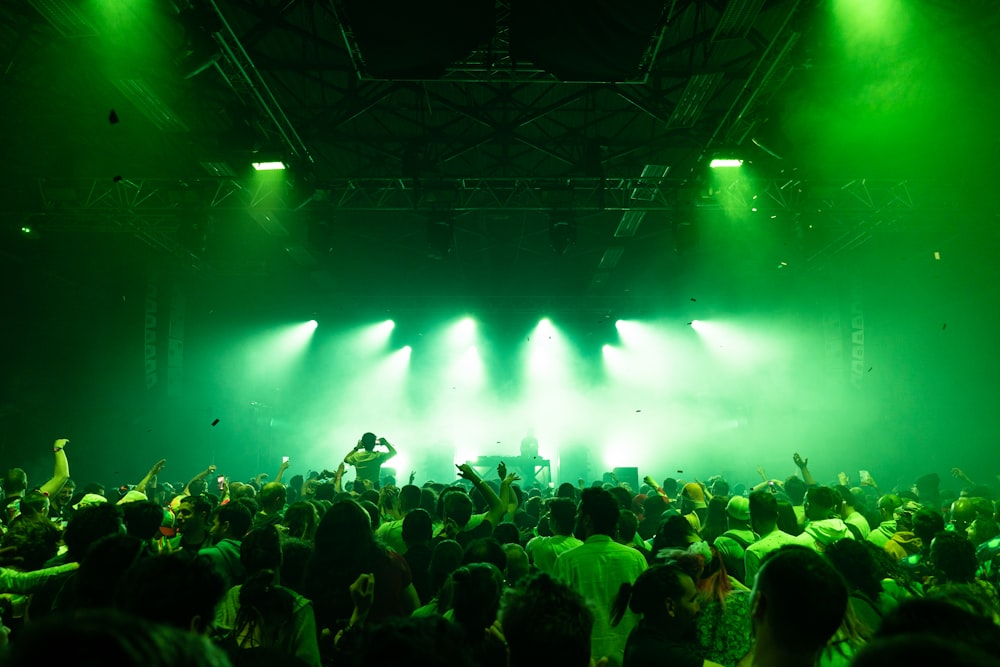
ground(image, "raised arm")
xmin=183 ymin=464 xmax=216 ymax=497
xmin=135 ymin=459 xmax=167 ymax=494
xmin=793 ymin=452 xmax=816 ymax=486
xmin=275 ymin=458 xmax=290 ymax=485
xmin=456 ymin=463 xmax=504 ymax=526
xmin=378 ymin=437 xmax=397 ymax=461
xmin=39 ymin=439 xmax=71 ymax=497
xmin=644 ymin=475 xmax=669 ymax=500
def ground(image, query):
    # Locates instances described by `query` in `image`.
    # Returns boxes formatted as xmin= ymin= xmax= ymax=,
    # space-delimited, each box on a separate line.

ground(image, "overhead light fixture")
xmin=709 ymin=159 xmax=743 ymax=168
xmin=614 ymin=210 xmax=645 ymax=237
xmin=252 ymin=161 xmax=287 ymax=171
xmin=550 ymin=215 xmax=577 ymax=255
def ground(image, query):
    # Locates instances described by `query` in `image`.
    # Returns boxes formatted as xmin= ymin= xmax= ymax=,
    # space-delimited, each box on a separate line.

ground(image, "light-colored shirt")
xmin=215 ymin=583 xmax=321 ymax=667
xmin=553 ymin=534 xmax=648 ymax=665
xmin=377 ymin=518 xmax=406 ymax=554
xmin=845 ymin=511 xmax=871 ymax=539
xmin=525 ymin=534 xmax=583 ymax=574
xmin=744 ymin=529 xmax=799 ymax=586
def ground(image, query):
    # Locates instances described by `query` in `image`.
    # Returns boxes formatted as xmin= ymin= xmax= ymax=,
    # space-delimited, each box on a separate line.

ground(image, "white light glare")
xmin=709 ymin=159 xmax=743 ymax=168
xmin=252 ymin=161 xmax=287 ymax=171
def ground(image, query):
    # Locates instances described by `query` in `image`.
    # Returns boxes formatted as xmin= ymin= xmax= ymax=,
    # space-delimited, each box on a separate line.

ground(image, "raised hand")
xmin=497 ymin=461 xmax=507 ymax=481
xmin=150 ymin=459 xmax=167 ymax=476
xmin=408 ymin=470 xmax=416 ymax=485
xmin=456 ymin=463 xmax=479 ymax=482
xmin=349 ymin=573 xmax=375 ymax=616
xmin=792 ymin=453 xmax=808 ymax=469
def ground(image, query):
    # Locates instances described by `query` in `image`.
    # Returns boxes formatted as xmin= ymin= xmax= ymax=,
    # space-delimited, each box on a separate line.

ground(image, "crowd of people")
xmin=1 ymin=434 xmax=999 ymax=667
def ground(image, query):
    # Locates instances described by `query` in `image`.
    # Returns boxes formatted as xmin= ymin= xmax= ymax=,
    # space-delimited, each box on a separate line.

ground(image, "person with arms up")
xmin=344 ymin=432 xmax=397 ymax=489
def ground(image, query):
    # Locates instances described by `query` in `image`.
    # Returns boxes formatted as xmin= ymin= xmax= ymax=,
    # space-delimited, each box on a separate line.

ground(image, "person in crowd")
xmin=835 ymin=485 xmax=871 ymax=539
xmin=913 ymin=473 xmax=942 ymax=512
xmin=199 ymin=500 xmax=252 ymax=589
xmin=3 ymin=439 xmax=72 ymax=525
xmin=895 ymin=507 xmax=945 ymax=578
xmin=927 ymin=530 xmax=1000 ymax=608
xmin=282 ymin=500 xmax=320 ymax=542
xmin=824 ymin=538 xmax=891 ymax=638
xmin=253 ymin=482 xmax=287 ymax=529
xmin=680 ymin=483 xmax=708 ymax=531
xmin=713 ymin=495 xmax=756 ymax=584
xmin=500 ymin=572 xmax=596 ymax=667
xmin=449 ymin=562 xmax=507 ymax=667
xmin=883 ymin=501 xmax=923 ymax=561
xmin=412 ymin=539 xmax=464 ymax=616
xmin=49 ymin=479 xmax=76 ymax=523
xmin=745 ymin=489 xmax=798 ymax=586
xmin=637 ymin=493 xmax=670 ymax=541
xmin=376 ymin=484 xmax=422 ymax=554
xmin=749 ymin=545 xmax=849 ymax=667
xmin=783 ymin=476 xmax=809 ymax=531
xmin=115 ymin=554 xmax=226 ymax=635
xmin=553 ymin=487 xmax=648 ymax=665
xmin=171 ymin=495 xmax=213 ymax=555
xmin=611 ymin=563 xmax=725 ymax=667
xmin=344 ymin=432 xmax=397 ymax=489
xmin=305 ymin=499 xmax=418 ymax=642
xmin=214 ymin=524 xmax=321 ymax=666
xmin=503 ymin=543 xmax=530 ymax=586
xmin=867 ymin=494 xmax=902 ymax=548
xmin=699 ymin=495 xmax=730 ymax=546
xmin=402 ymin=508 xmax=434 ymax=603
xmin=794 ymin=486 xmax=854 ymax=553
xmin=524 ymin=497 xmax=582 ymax=574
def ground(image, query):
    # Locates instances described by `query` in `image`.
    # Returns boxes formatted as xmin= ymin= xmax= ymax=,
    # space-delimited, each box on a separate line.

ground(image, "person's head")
xmin=115 ymin=555 xmax=225 ymax=634
xmin=441 ymin=489 xmax=474 ymax=528
xmin=462 ymin=537 xmax=507 ymax=571
xmin=3 ymin=468 xmax=28 ymax=496
xmin=240 ymin=524 xmax=283 ymax=574
xmin=575 ymin=487 xmax=619 ymax=539
xmin=834 ymin=485 xmax=858 ymax=517
xmin=680 ymin=483 xmax=706 ymax=513
xmin=803 ymin=486 xmax=840 ymax=522
xmin=783 ymin=476 xmax=807 ymax=505
xmin=751 ymin=546 xmax=848 ymax=657
xmin=662 ymin=478 xmax=679 ymax=498
xmin=76 ymin=534 xmax=147 ymax=609
xmin=546 ymin=497 xmax=576 ymax=536
xmin=725 ymin=495 xmax=751 ymax=529
xmin=556 ymin=482 xmax=577 ymax=501
xmin=749 ymin=489 xmax=780 ymax=534
xmin=611 ymin=564 xmax=700 ymax=635
xmin=64 ymin=503 xmax=126 ymax=563
xmin=281 ymin=501 xmax=319 ymax=541
xmin=503 ymin=543 xmax=529 ymax=585
xmin=967 ymin=516 xmax=1000 ymax=546
xmin=928 ymin=531 xmax=977 ymax=584
xmin=914 ymin=473 xmax=941 ymax=503
xmin=608 ymin=485 xmax=631 ymax=511
xmin=1 ymin=514 xmax=61 ymax=570
xmin=398 ymin=484 xmax=422 ymax=513
xmin=19 ymin=490 xmax=51 ymax=519
xmin=56 ymin=480 xmax=76 ymax=506
xmin=5 ymin=608 xmax=233 ymax=667
xmin=258 ymin=482 xmax=287 ymax=514
xmin=870 ymin=597 xmax=1000 ymax=658
xmin=824 ymin=538 xmax=882 ymax=601
xmin=710 ymin=478 xmax=730 ymax=497
xmin=912 ymin=508 xmax=946 ymax=545
xmin=402 ymin=507 xmax=433 ymax=547
xmin=360 ymin=432 xmax=377 ymax=452
xmin=450 ymin=563 xmax=505 ymax=638
xmin=313 ymin=499 xmax=375 ymax=560
xmin=950 ymin=497 xmax=979 ymax=533
xmin=430 ymin=539 xmax=464 ymax=597
xmin=493 ymin=521 xmax=520 ymax=546
xmin=209 ymin=500 xmax=252 ymax=543
xmin=122 ymin=501 xmax=170 ymax=541
xmin=877 ymin=494 xmax=903 ymax=521
xmin=617 ymin=509 xmax=639 ymax=544
xmin=501 ymin=572 xmax=594 ymax=667
xmin=653 ymin=513 xmax=701 ymax=552
xmin=175 ymin=495 xmax=211 ymax=536
xmin=352 ymin=616 xmax=476 ymax=667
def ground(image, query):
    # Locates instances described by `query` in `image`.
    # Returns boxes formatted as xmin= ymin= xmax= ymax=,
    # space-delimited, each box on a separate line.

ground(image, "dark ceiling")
xmin=1 ymin=0 xmax=998 ymax=316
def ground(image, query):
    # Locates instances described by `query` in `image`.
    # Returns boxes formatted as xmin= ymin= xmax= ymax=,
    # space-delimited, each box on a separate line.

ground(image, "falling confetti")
xmin=109 ymin=109 xmax=119 ymax=124
xmin=211 ymin=418 xmax=220 ymax=426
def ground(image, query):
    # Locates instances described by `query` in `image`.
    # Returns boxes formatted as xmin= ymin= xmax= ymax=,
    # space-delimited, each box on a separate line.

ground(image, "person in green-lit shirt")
xmin=343 ymin=432 xmax=397 ymax=489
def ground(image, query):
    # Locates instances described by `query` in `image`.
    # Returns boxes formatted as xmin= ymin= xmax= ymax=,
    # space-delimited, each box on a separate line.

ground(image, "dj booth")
xmin=467 ymin=455 xmax=551 ymax=488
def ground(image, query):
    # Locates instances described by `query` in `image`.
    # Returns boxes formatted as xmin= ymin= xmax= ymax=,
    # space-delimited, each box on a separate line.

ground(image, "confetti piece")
xmin=868 ymin=367 xmax=873 ymax=373
xmin=690 ymin=297 xmax=697 ymax=302
xmin=942 ymin=323 xmax=947 ymax=330
xmin=635 ymin=409 xmax=641 ymax=413
xmin=211 ymin=418 xmax=220 ymax=426
xmin=676 ymin=470 xmax=684 ymax=474
xmin=109 ymin=109 xmax=119 ymax=124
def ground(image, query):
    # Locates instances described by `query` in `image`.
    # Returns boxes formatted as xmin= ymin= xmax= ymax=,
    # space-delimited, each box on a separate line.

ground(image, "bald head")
xmin=259 ymin=482 xmax=287 ymax=513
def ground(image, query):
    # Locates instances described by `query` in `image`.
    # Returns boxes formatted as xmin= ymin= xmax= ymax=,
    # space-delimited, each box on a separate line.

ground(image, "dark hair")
xmin=873 ymin=598 xmax=1000 ymax=656
xmin=5 ymin=608 xmax=233 ymax=667
xmin=618 ymin=509 xmax=639 ymax=543
xmin=749 ymin=489 xmax=779 ymax=525
xmin=450 ymin=563 xmax=504 ymax=639
xmin=929 ymin=531 xmax=978 ymax=584
xmin=784 ymin=476 xmax=807 ymax=504
xmin=912 ymin=509 xmax=945 ymax=544
xmin=64 ymin=503 xmax=125 ymax=563
xmin=608 ymin=486 xmax=631 ymax=510
xmin=352 ymin=616 xmax=476 ymax=667
xmin=429 ymin=540 xmax=464 ymax=601
xmin=19 ymin=490 xmax=50 ymax=518
xmin=281 ymin=501 xmax=318 ymax=541
xmin=970 ymin=517 xmax=1000 ymax=545
xmin=462 ymin=537 xmax=507 ymax=571
xmin=556 ymin=482 xmax=578 ymax=501
xmin=701 ymin=495 xmax=729 ymax=544
xmin=179 ymin=494 xmax=212 ymax=519
xmin=234 ymin=568 xmax=296 ymax=650
xmin=652 ymin=514 xmax=697 ymax=552
xmin=398 ymin=484 xmax=422 ymax=512
xmin=501 ymin=572 xmax=594 ymax=667
xmin=402 ymin=507 xmax=433 ymax=546
xmin=3 ymin=468 xmax=28 ymax=495
xmin=115 ymin=555 xmax=225 ymax=632
xmin=835 ymin=485 xmax=857 ymax=509
xmin=611 ymin=564 xmax=690 ymax=626
xmin=547 ymin=497 xmax=577 ymax=535
xmin=754 ymin=546 xmax=847 ymax=653
xmin=278 ymin=537 xmax=313 ymax=596
xmin=824 ymin=538 xmax=882 ymax=601
xmin=853 ymin=635 xmax=1000 ymax=667
xmin=420 ymin=487 xmax=439 ymax=517
xmin=1 ymin=515 xmax=61 ymax=570
xmin=493 ymin=521 xmax=520 ymax=546
xmin=579 ymin=488 xmax=618 ymax=536
xmin=122 ymin=501 xmax=167 ymax=541
xmin=775 ymin=498 xmax=800 ymax=536
xmin=805 ymin=486 xmax=840 ymax=516
xmin=442 ymin=489 xmax=474 ymax=528
xmin=77 ymin=534 xmax=147 ymax=609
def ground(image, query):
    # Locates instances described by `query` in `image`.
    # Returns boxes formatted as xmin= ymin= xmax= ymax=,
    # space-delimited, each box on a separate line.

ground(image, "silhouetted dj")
xmin=343 ymin=432 xmax=397 ymax=488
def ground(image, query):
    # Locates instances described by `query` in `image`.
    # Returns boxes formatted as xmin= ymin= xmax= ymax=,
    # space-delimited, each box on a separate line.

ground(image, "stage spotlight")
xmin=307 ymin=319 xmax=318 ymax=330
xmin=252 ymin=161 xmax=287 ymax=171
xmin=690 ymin=319 xmax=703 ymax=331
xmin=709 ymin=158 xmax=743 ymax=168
